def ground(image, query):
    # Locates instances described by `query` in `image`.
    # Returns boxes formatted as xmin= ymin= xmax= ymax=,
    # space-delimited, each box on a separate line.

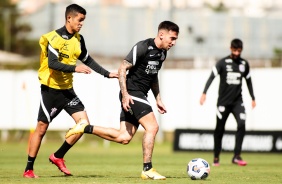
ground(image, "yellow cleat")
xmin=141 ymin=168 xmax=166 ymax=180
xmin=65 ymin=119 xmax=88 ymax=138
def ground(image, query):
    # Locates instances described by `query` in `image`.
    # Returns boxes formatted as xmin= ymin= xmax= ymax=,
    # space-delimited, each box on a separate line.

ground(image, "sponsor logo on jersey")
xmin=148 ymin=46 xmax=154 ymax=50
xmin=226 ymin=65 xmax=233 ymax=72
xmin=239 ymin=64 xmax=245 ymax=72
xmin=225 ymin=59 xmax=233 ymax=63
xmin=148 ymin=61 xmax=159 ymax=65
xmin=226 ymin=72 xmax=241 ymax=85
xmin=145 ymin=60 xmax=159 ymax=74
xmin=58 ymin=52 xmax=69 ymax=61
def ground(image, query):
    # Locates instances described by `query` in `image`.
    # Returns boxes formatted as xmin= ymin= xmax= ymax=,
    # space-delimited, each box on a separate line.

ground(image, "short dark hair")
xmin=231 ymin=38 xmax=243 ymax=49
xmin=158 ymin=21 xmax=179 ymax=33
xmin=65 ymin=4 xmax=86 ymax=20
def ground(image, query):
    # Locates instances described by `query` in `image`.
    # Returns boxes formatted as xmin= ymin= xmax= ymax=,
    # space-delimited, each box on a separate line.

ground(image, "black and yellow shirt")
xmin=38 ymin=26 xmax=109 ymax=90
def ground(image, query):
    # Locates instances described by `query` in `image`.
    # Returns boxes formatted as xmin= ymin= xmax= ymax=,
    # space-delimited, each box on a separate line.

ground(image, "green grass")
xmin=0 ymin=135 xmax=282 ymax=184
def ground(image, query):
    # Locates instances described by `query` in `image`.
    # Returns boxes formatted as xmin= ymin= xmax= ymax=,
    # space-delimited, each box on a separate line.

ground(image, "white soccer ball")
xmin=187 ymin=158 xmax=210 ymax=180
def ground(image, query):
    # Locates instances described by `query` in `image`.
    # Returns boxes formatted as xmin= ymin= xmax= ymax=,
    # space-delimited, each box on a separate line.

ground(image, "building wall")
xmin=19 ymin=3 xmax=282 ymax=61
xmin=0 ymin=68 xmax=281 ymax=131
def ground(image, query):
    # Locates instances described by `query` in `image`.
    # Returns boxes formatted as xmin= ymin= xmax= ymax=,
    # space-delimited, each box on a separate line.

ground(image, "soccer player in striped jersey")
xmin=200 ymin=38 xmax=256 ymax=166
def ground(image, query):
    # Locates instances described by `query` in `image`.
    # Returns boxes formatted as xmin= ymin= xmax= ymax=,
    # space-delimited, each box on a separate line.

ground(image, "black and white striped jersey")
xmin=203 ymin=55 xmax=255 ymax=106
xmin=124 ymin=38 xmax=167 ymax=95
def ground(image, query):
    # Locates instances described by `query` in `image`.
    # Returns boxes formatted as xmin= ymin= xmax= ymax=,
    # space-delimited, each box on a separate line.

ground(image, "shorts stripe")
xmin=131 ymin=95 xmax=150 ymax=106
xmin=40 ymin=95 xmax=50 ymax=122
xmin=216 ymin=109 xmax=222 ymax=119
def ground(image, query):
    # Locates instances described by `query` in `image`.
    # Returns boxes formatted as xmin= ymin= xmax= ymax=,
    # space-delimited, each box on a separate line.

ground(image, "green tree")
xmin=0 ymin=0 xmax=38 ymax=56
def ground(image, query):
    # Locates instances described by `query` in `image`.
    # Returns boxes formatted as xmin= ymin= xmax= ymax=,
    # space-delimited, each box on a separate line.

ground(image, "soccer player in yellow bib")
xmin=23 ymin=4 xmax=118 ymax=178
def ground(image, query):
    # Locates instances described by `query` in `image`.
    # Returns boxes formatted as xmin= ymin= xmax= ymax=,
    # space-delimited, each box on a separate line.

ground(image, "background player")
xmin=200 ymin=38 xmax=256 ymax=166
xmin=65 ymin=20 xmax=179 ymax=180
xmin=23 ymin=4 xmax=118 ymax=178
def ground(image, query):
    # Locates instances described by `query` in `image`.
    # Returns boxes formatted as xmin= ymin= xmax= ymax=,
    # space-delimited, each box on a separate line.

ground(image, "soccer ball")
xmin=187 ymin=158 xmax=210 ymax=180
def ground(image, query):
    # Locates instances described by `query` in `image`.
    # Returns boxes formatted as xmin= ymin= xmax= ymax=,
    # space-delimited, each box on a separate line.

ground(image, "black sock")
xmin=84 ymin=125 xmax=94 ymax=134
xmin=143 ymin=162 xmax=152 ymax=171
xmin=25 ymin=155 xmax=36 ymax=171
xmin=54 ymin=141 xmax=73 ymax=158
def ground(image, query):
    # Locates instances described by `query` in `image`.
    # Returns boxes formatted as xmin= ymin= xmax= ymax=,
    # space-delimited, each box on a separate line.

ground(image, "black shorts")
xmin=119 ymin=90 xmax=152 ymax=128
xmin=37 ymin=85 xmax=85 ymax=123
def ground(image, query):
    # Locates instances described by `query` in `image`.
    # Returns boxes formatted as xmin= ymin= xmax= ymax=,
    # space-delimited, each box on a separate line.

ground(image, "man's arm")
xmin=48 ymin=44 xmax=92 ymax=74
xmin=78 ymin=35 xmax=113 ymax=77
xmin=151 ymin=76 xmax=167 ymax=114
xmin=200 ymin=66 xmax=217 ymax=105
xmin=118 ymin=60 xmax=133 ymax=112
xmin=245 ymin=71 xmax=256 ymax=109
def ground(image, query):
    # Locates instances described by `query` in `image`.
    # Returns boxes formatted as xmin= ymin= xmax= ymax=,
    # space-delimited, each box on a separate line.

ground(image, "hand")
xmin=122 ymin=93 xmax=134 ymax=112
xmin=109 ymin=72 xmax=119 ymax=78
xmin=75 ymin=65 xmax=92 ymax=74
xmin=200 ymin=94 xmax=206 ymax=105
xmin=252 ymin=100 xmax=256 ymax=109
xmin=157 ymin=100 xmax=167 ymax=114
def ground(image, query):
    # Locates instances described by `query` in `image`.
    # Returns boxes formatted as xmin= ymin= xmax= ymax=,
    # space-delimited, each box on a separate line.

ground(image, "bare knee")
xmin=118 ymin=134 xmax=133 ymax=145
xmin=146 ymin=124 xmax=159 ymax=135
xmin=35 ymin=122 xmax=48 ymax=138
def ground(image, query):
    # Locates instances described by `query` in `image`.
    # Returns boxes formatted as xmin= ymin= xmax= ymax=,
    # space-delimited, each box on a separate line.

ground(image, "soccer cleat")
xmin=212 ymin=158 xmax=220 ymax=166
xmin=232 ymin=155 xmax=247 ymax=166
xmin=141 ymin=168 xmax=166 ymax=180
xmin=49 ymin=154 xmax=72 ymax=175
xmin=65 ymin=119 xmax=88 ymax=139
xmin=23 ymin=170 xmax=39 ymax=178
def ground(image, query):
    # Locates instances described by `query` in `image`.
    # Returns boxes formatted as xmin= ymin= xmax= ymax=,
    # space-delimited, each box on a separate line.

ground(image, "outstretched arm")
xmin=79 ymin=35 xmax=118 ymax=78
xmin=200 ymin=68 xmax=216 ymax=105
xmin=118 ymin=60 xmax=134 ymax=112
xmin=151 ymin=76 xmax=167 ymax=114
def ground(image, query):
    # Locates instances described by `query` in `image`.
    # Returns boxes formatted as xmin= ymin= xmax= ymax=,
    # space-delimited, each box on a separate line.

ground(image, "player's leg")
xmin=49 ymin=88 xmax=86 ymax=175
xmin=91 ymin=121 xmax=137 ymax=144
xmin=139 ymin=112 xmax=165 ymax=180
xmin=213 ymin=105 xmax=230 ymax=166
xmin=23 ymin=120 xmax=49 ymax=178
xmin=231 ymin=102 xmax=247 ymax=166
xmin=23 ymin=85 xmax=65 ymax=178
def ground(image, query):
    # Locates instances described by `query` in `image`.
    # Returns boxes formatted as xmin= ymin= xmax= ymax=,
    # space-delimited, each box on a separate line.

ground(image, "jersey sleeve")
xmin=244 ymin=62 xmax=255 ymax=100
xmin=78 ymin=35 xmax=110 ymax=77
xmin=124 ymin=41 xmax=147 ymax=66
xmin=48 ymin=44 xmax=76 ymax=73
xmin=78 ymin=35 xmax=89 ymax=62
xmin=202 ymin=61 xmax=221 ymax=94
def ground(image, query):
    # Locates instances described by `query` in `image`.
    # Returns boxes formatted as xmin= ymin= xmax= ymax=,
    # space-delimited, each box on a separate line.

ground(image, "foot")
xmin=212 ymin=158 xmax=220 ymax=166
xmin=232 ymin=155 xmax=247 ymax=166
xmin=49 ymin=154 xmax=72 ymax=175
xmin=141 ymin=168 xmax=166 ymax=180
xmin=23 ymin=170 xmax=39 ymax=178
xmin=65 ymin=119 xmax=88 ymax=139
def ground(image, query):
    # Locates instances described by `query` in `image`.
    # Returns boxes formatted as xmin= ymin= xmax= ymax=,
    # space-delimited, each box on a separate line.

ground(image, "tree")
xmin=0 ymin=0 xmax=38 ymax=56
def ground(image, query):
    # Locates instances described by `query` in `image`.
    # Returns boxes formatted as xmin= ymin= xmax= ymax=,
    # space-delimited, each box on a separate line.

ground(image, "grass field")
xmin=0 ymin=133 xmax=282 ymax=184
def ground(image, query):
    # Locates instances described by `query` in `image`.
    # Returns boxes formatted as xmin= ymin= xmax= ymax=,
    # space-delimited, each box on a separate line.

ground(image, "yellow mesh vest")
xmin=38 ymin=31 xmax=81 ymax=89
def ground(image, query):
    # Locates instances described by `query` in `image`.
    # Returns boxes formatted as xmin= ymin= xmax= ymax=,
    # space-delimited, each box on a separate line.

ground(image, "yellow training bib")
xmin=38 ymin=31 xmax=81 ymax=89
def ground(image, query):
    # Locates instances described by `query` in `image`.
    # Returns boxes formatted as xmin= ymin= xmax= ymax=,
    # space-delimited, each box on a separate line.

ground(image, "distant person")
xmin=200 ymin=38 xmax=256 ymax=166
xmin=23 ymin=4 xmax=118 ymax=178
xmin=65 ymin=20 xmax=179 ymax=180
